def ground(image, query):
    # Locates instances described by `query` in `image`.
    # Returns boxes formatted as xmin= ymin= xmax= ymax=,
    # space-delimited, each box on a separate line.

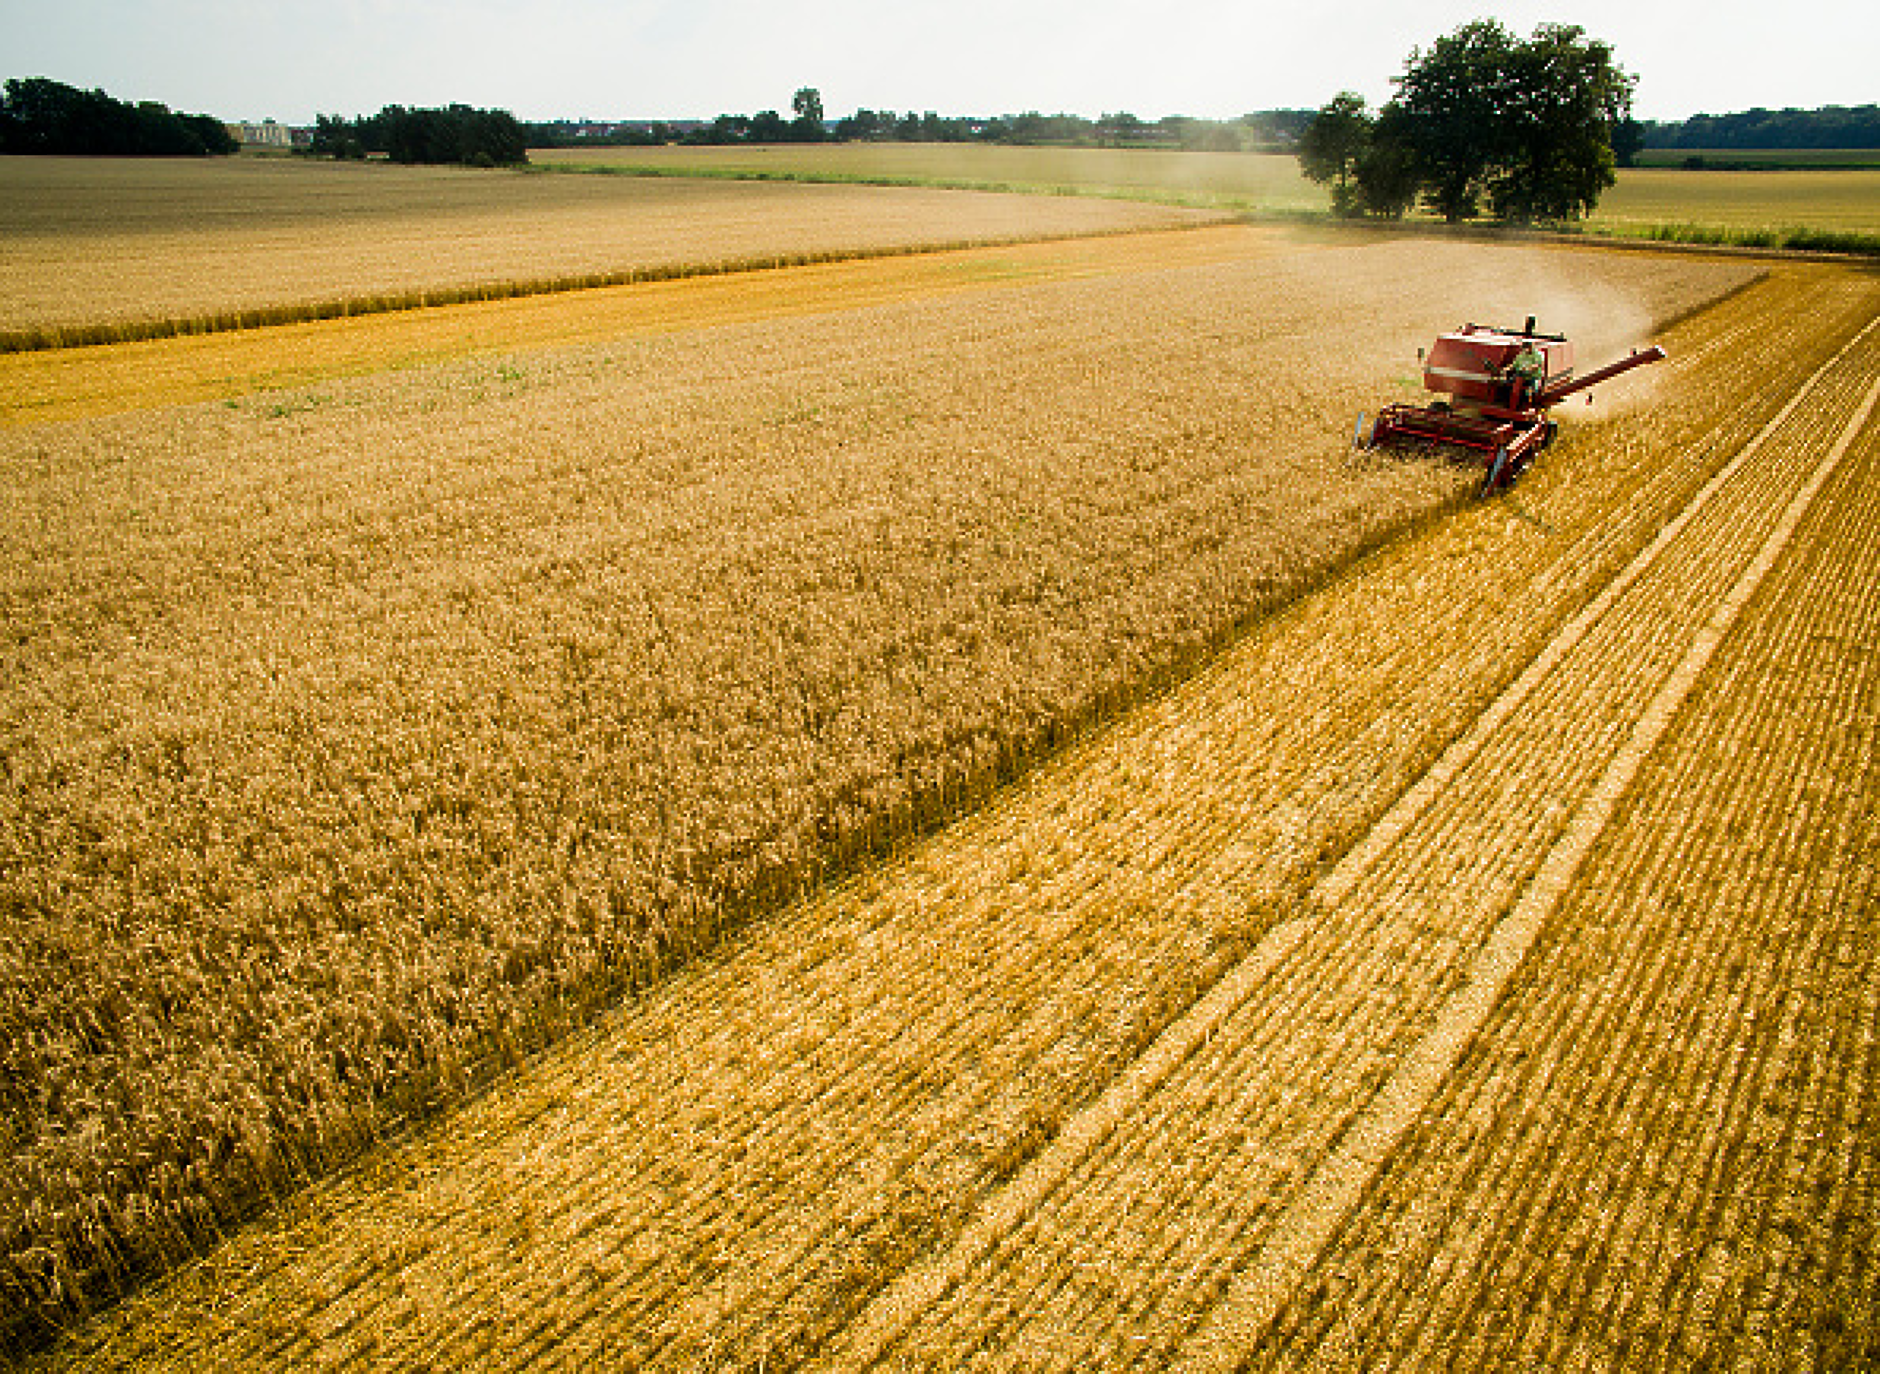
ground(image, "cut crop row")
xmin=829 ymin=269 xmax=1880 ymax=1370
xmin=1252 ymin=336 xmax=1880 ymax=1371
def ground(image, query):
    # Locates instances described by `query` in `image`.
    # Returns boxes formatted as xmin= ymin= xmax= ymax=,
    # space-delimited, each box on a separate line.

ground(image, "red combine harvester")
xmin=1362 ymin=316 xmax=1667 ymax=496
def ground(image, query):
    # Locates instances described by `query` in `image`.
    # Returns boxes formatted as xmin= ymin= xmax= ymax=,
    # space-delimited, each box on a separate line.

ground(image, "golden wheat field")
xmin=0 ymin=229 xmax=1276 ymax=428
xmin=5 ymin=156 xmax=1877 ymax=1371
xmin=1590 ymin=166 xmax=1880 ymax=236
xmin=535 ymin=142 xmax=1880 ymax=244
xmin=0 ymin=156 xmax=1215 ymax=348
xmin=528 ymin=143 xmax=1327 ymax=211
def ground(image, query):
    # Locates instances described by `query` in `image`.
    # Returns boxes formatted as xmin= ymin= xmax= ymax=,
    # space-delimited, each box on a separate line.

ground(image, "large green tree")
xmin=1353 ymin=103 xmax=1422 ymax=218
xmin=1389 ymin=18 xmax=1519 ymax=221
xmin=1296 ymin=92 xmax=1372 ymax=215
xmin=1484 ymin=23 xmax=1635 ymax=219
xmin=1395 ymin=20 xmax=1633 ymax=221
xmin=1300 ymin=21 xmax=1634 ymax=223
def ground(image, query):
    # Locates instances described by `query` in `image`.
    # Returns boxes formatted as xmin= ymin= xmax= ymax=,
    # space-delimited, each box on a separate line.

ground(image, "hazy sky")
xmin=1 ymin=0 xmax=1872 ymax=127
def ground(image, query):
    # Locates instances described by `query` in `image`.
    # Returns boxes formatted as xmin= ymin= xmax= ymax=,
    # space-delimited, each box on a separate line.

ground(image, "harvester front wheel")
xmin=1481 ymin=447 xmax=1511 ymax=498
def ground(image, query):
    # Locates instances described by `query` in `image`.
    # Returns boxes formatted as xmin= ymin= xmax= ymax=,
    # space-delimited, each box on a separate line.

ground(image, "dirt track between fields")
xmin=39 ymin=261 xmax=1879 ymax=1373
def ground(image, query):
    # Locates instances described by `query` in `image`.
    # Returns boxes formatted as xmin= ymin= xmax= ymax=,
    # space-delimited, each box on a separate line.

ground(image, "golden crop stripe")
xmin=0 ymin=227 xmax=1258 ymax=428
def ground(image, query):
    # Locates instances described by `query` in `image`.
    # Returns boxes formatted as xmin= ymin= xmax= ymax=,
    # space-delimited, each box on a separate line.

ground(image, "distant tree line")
xmin=822 ymin=105 xmax=1307 ymax=151
xmin=528 ymin=89 xmax=1311 ymax=153
xmin=0 ymin=77 xmax=238 ymax=155
xmin=1298 ymin=20 xmax=1635 ymax=222
xmin=310 ymin=104 xmax=530 ymax=165
xmin=1639 ymin=105 xmax=1880 ymax=150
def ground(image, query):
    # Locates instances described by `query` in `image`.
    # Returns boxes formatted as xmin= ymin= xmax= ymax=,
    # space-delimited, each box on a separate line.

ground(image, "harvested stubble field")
xmin=850 ymin=272 xmax=1880 ymax=1373
xmin=8 ymin=207 xmax=1872 ymax=1370
xmin=0 ymin=156 xmax=1215 ymax=349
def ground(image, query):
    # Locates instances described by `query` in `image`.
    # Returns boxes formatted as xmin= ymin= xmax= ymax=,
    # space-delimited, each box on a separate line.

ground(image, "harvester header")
xmin=1360 ymin=316 xmax=1667 ymax=496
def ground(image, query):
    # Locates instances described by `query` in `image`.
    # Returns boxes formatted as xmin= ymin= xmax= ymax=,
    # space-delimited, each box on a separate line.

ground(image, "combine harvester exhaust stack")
xmin=1361 ymin=316 xmax=1667 ymax=496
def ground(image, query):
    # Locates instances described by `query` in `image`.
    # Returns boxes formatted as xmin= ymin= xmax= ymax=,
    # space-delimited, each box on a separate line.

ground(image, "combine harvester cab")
xmin=1363 ymin=315 xmax=1666 ymax=497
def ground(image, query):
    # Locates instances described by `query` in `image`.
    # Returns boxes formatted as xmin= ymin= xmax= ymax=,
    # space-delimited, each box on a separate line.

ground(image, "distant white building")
xmin=231 ymin=119 xmax=300 ymax=149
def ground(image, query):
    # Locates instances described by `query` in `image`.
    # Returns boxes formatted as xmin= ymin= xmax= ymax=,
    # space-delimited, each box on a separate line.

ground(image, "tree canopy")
xmin=1295 ymin=92 xmax=1371 ymax=216
xmin=790 ymin=87 xmax=826 ymax=140
xmin=311 ymin=104 xmax=529 ymax=166
xmin=1642 ymin=104 xmax=1880 ymax=150
xmin=1298 ymin=21 xmax=1634 ymax=222
xmin=0 ymin=77 xmax=237 ymax=156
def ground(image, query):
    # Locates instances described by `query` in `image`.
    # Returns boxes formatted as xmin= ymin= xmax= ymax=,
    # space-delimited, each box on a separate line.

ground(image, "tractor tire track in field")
xmin=824 ymin=297 xmax=1880 ymax=1368
xmin=37 ymin=264 xmax=1878 ymax=1373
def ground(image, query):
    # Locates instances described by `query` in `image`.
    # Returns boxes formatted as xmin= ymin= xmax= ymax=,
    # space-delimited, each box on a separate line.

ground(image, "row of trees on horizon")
xmin=3 ymin=71 xmax=1876 ymax=169
xmin=311 ymin=104 xmax=530 ymax=165
xmin=1639 ymin=104 xmax=1880 ymax=150
xmin=265 ymin=90 xmax=1315 ymax=165
xmin=0 ymin=77 xmax=238 ymax=156
xmin=527 ymin=90 xmax=1313 ymax=154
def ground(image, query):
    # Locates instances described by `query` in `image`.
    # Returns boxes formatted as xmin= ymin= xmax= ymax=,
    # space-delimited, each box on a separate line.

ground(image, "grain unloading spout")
xmin=1535 ymin=344 xmax=1668 ymax=409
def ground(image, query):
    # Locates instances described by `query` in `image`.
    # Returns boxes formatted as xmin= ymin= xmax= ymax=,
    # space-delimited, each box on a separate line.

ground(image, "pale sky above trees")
xmin=0 ymin=0 xmax=1871 ymax=126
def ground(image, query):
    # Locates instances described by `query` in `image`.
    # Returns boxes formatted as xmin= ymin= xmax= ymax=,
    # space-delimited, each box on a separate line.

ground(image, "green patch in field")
xmin=1631 ymin=148 xmax=1880 ymax=170
xmin=261 ymin=392 xmax=331 ymax=419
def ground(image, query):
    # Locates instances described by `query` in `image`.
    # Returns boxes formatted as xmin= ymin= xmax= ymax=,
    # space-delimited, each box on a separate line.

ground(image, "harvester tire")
xmin=1481 ymin=448 xmax=1511 ymax=498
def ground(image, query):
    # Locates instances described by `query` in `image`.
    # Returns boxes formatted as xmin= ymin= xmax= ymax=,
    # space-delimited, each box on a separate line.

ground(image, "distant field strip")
xmin=0 ymin=157 xmax=1214 ymax=349
xmin=0 ymin=226 xmax=1270 ymax=425
xmin=533 ymin=145 xmax=1880 ymax=252
xmin=1591 ymin=167 xmax=1880 ymax=237
xmin=529 ymin=143 xmax=1324 ymax=212
xmin=32 ymin=261 xmax=1869 ymax=1371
